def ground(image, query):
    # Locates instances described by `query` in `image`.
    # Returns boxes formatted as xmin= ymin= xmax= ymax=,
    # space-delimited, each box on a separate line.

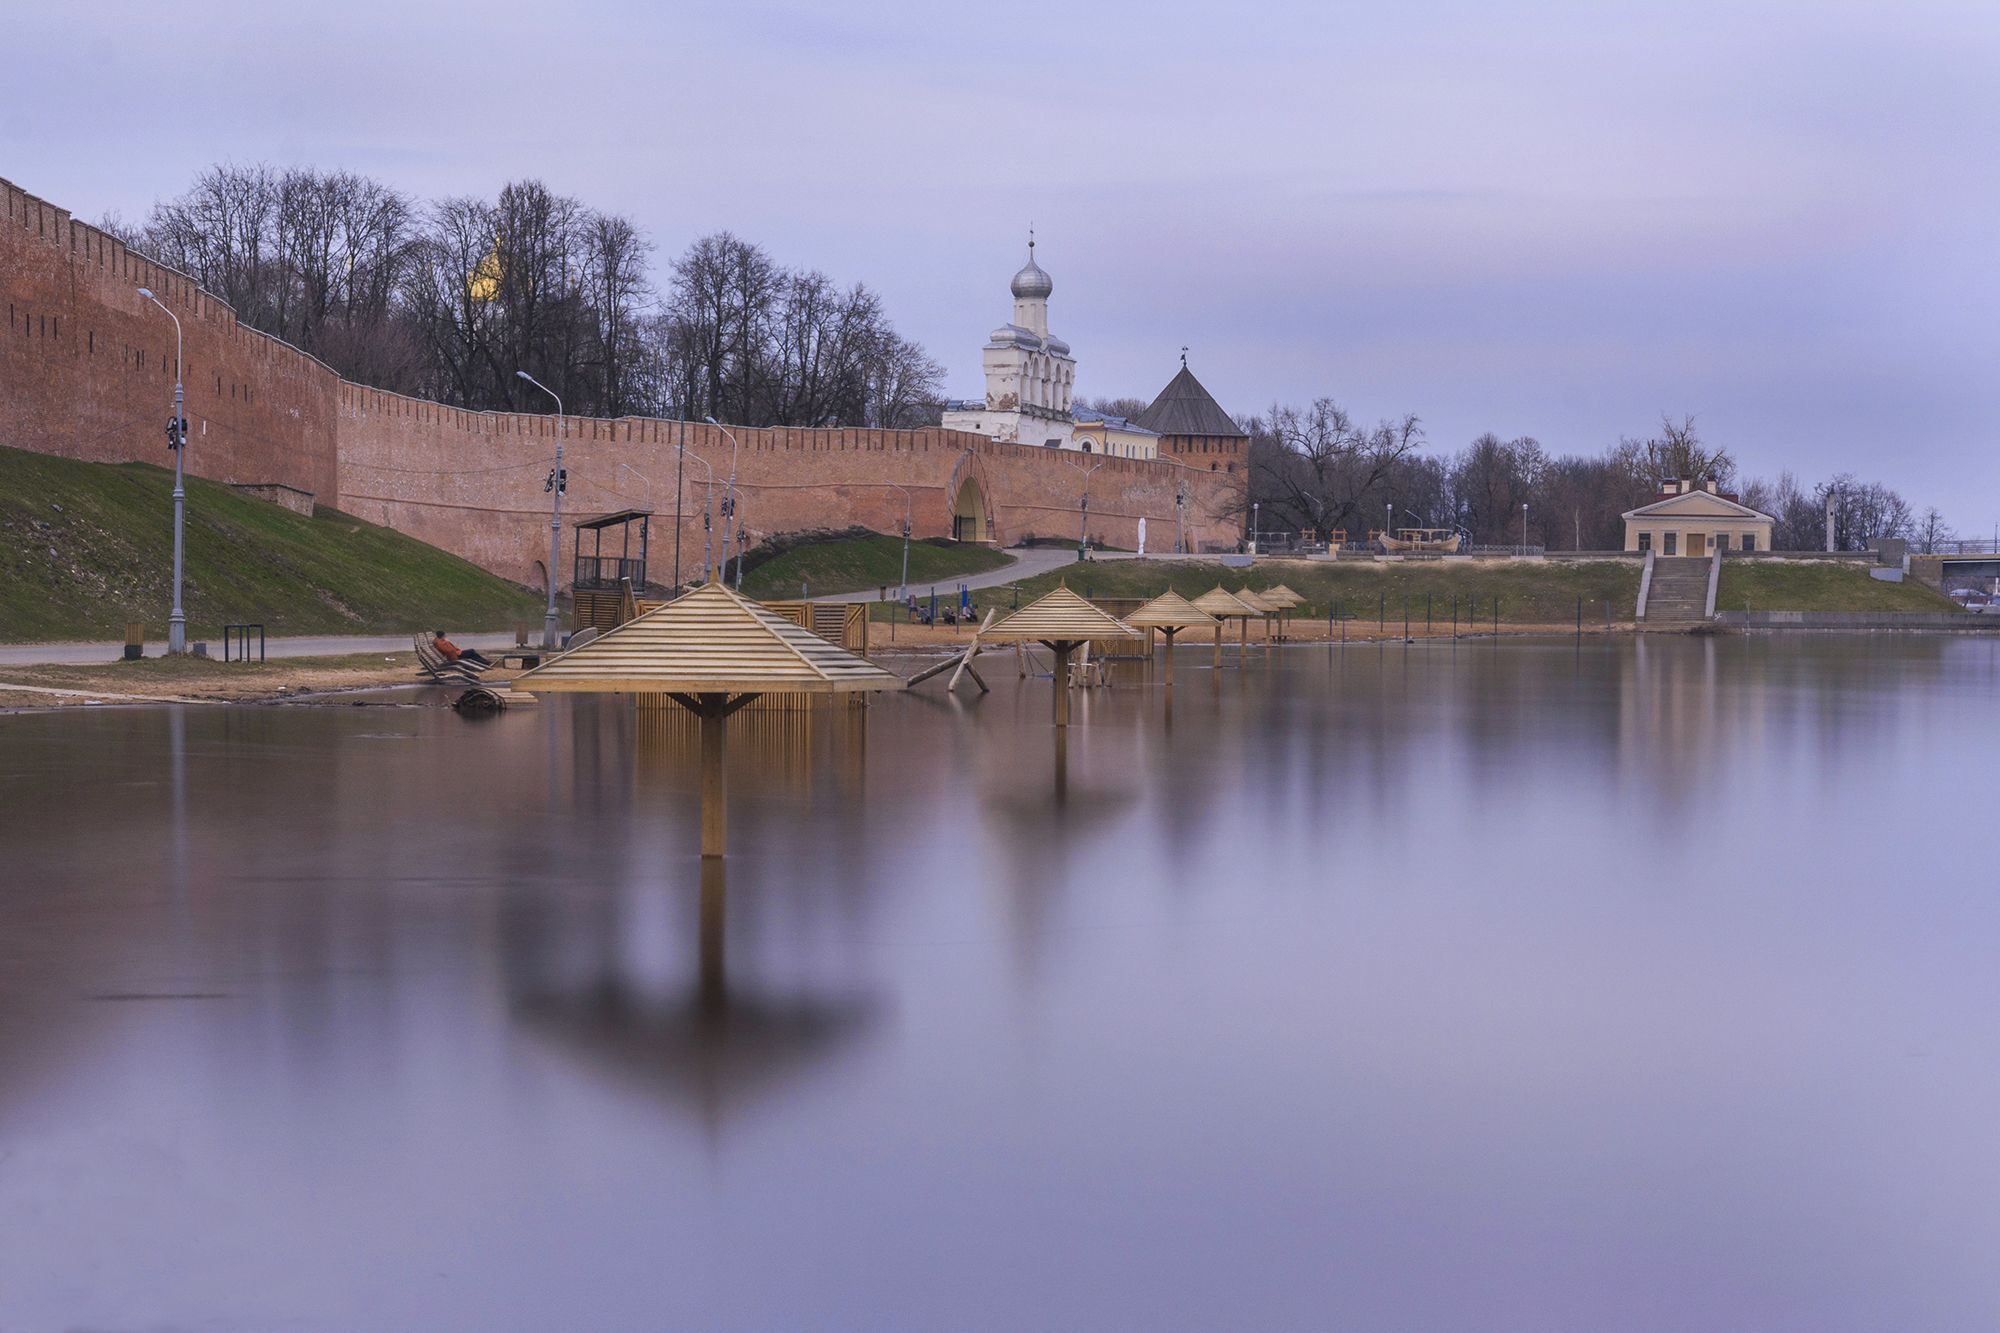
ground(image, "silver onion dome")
xmin=1010 ymin=238 xmax=1052 ymax=300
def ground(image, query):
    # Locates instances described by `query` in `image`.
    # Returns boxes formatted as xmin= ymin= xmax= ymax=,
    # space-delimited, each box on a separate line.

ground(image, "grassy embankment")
xmin=873 ymin=557 xmax=1644 ymax=628
xmin=739 ymin=532 xmax=1012 ymax=600
xmin=1718 ymin=561 xmax=1961 ymax=613
xmin=0 ymin=445 xmax=547 ymax=643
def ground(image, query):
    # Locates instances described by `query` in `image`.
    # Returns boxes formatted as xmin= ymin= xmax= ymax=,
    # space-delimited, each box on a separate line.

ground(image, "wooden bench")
xmin=413 ymin=634 xmax=492 ymax=686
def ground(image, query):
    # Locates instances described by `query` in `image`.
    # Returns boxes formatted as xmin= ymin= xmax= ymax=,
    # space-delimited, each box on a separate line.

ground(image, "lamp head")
xmin=514 ymin=370 xmax=533 ymax=382
xmin=136 ymin=287 xmax=154 ymax=300
xmin=704 ymin=416 xmax=719 ymax=426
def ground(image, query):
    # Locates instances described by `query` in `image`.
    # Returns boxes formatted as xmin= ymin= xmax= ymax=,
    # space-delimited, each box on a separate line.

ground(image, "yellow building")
xmin=1071 ymin=407 xmax=1159 ymax=459
xmin=1622 ymin=480 xmax=1775 ymax=555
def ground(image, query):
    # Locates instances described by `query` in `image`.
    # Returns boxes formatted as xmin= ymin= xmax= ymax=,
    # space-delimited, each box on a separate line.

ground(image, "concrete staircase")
xmin=1641 ymin=557 xmax=1712 ymax=625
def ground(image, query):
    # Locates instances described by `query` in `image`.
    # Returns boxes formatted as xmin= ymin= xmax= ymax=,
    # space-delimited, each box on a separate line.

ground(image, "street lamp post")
xmin=675 ymin=444 xmax=716 ymax=582
xmin=1251 ymin=501 xmax=1260 ymax=555
xmin=883 ymin=483 xmax=914 ymax=602
xmin=1521 ymin=502 xmax=1529 ymax=557
xmin=135 ymin=288 xmax=187 ymax=654
xmin=1386 ymin=502 xmax=1394 ymax=550
xmin=704 ymin=417 xmax=742 ymax=572
xmin=514 ymin=371 xmax=566 ymax=648
xmin=1068 ymin=457 xmax=1105 ymax=561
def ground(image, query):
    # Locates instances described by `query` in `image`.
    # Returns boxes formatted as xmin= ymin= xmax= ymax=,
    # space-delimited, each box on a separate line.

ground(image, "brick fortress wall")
xmin=2 ymin=178 xmax=341 ymax=505
xmin=3 ymin=174 xmax=1240 ymax=591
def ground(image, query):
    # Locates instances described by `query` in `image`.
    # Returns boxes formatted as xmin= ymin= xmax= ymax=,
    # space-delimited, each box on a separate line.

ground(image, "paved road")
xmin=0 ymin=631 xmax=521 ymax=668
xmin=811 ymin=547 xmax=1215 ymax=603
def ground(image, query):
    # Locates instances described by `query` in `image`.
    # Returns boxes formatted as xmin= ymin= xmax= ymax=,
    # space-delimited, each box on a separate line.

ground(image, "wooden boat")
xmin=1377 ymin=527 xmax=1462 ymax=554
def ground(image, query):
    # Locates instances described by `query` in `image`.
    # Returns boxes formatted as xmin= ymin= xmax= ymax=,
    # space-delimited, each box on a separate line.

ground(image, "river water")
xmin=3 ymin=635 xmax=1998 ymax=1331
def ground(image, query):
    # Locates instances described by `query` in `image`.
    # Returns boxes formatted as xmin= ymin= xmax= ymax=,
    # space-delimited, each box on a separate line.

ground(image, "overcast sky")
xmin=10 ymin=0 xmax=1997 ymax=527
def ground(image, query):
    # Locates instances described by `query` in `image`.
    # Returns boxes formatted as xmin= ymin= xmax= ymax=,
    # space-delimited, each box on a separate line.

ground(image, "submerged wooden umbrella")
xmin=1231 ymin=586 xmax=1279 ymax=651
xmin=1190 ymin=586 xmax=1260 ymax=668
xmin=1123 ymin=591 xmax=1218 ymax=687
xmin=1261 ymin=583 xmax=1305 ymax=641
xmin=515 ymin=581 xmax=903 ymax=858
xmin=982 ymin=585 xmax=1141 ymax=727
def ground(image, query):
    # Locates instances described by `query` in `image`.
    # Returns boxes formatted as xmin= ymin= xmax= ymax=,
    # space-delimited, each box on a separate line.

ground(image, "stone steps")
xmin=1643 ymin=558 xmax=1712 ymax=622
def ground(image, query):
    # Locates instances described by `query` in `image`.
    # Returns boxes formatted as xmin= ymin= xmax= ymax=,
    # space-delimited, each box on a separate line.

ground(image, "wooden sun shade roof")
xmin=515 ymin=581 xmax=904 ymax=695
xmin=1229 ymin=587 xmax=1279 ymax=614
xmin=1123 ymin=590 xmax=1218 ymax=630
xmin=982 ymin=584 xmax=1141 ymax=643
xmin=1191 ymin=586 xmax=1260 ymax=618
xmin=1259 ymin=584 xmax=1305 ymax=608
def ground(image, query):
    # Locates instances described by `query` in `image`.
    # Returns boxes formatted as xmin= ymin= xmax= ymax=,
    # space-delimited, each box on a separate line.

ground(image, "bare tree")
xmin=1639 ymin=414 xmax=1734 ymax=486
xmin=1252 ymin=399 xmax=1423 ymax=537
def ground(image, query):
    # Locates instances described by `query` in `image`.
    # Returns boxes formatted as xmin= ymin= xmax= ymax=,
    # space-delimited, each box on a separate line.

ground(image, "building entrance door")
xmin=1688 ymin=532 xmax=1706 ymax=555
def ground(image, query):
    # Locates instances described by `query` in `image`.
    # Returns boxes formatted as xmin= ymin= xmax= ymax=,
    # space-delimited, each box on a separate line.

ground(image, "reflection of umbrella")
xmin=517 ymin=582 xmax=901 ymax=856
xmin=510 ymin=862 xmax=878 ymax=1136
xmin=1124 ymin=592 xmax=1218 ymax=687
xmin=1191 ymin=586 xmax=1261 ymax=667
xmin=982 ymin=585 xmax=1140 ymax=727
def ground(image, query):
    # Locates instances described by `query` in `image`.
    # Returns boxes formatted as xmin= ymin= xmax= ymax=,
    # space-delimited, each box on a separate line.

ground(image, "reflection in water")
xmin=4 ymin=638 xmax=2000 ymax=1330
xmin=504 ymin=858 xmax=879 ymax=1140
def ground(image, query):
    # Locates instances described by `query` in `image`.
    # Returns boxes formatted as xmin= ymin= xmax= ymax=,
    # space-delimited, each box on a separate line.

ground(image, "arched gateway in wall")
xmin=952 ymin=473 xmax=991 ymax=544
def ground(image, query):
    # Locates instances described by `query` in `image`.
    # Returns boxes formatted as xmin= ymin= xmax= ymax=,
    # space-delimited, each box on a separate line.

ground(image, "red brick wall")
xmin=1 ymin=177 xmax=341 ymax=505
xmin=2 ymin=172 xmax=1240 ymax=588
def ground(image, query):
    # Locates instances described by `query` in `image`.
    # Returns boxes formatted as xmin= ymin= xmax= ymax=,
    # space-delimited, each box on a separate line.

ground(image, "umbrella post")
xmin=1213 ymin=624 xmax=1223 ymax=669
xmin=1051 ymin=642 xmax=1073 ymax=727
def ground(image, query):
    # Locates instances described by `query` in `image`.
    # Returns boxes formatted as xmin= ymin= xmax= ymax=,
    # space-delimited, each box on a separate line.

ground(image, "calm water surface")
xmin=3 ymin=636 xmax=1999 ymax=1331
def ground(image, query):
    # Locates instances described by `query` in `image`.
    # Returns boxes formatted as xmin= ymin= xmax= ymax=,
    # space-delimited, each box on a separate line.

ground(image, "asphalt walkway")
xmin=0 ymin=631 xmax=521 ymax=668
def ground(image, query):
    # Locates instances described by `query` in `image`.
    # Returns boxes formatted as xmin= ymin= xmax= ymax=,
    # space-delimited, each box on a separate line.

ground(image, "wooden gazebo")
xmin=982 ymin=585 xmax=1141 ymax=727
xmin=1191 ymin=586 xmax=1260 ymax=667
xmin=1123 ymin=591 xmax=1217 ymax=686
xmin=515 ymin=581 xmax=903 ymax=857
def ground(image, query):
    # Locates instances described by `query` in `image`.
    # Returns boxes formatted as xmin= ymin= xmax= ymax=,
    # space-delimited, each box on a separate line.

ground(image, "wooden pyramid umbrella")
xmin=1190 ymin=586 xmax=1259 ymax=668
xmin=1123 ymin=591 xmax=1217 ymax=687
xmin=515 ymin=581 xmax=903 ymax=858
xmin=1261 ymin=583 xmax=1305 ymax=641
xmin=1230 ymin=586 xmax=1279 ymax=650
xmin=982 ymin=584 xmax=1141 ymax=727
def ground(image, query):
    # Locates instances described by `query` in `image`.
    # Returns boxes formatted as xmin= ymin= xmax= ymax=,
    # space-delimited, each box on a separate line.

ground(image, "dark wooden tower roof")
xmin=1134 ymin=365 xmax=1246 ymax=439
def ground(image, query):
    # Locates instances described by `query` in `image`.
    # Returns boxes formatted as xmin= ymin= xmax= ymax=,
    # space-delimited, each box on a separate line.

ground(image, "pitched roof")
xmin=982 ymin=584 xmax=1141 ymax=643
xmin=1123 ymin=590 xmax=1219 ymax=630
xmin=1622 ymin=490 xmax=1774 ymax=522
xmin=1258 ymin=584 xmax=1305 ymax=608
xmin=1229 ymin=587 xmax=1278 ymax=613
xmin=515 ymin=581 xmax=904 ymax=695
xmin=1191 ymin=586 xmax=1260 ymax=618
xmin=1132 ymin=365 xmax=1246 ymax=438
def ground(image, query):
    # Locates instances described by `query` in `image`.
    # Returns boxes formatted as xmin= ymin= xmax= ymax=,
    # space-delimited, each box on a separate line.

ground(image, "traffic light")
xmin=545 ymin=467 xmax=568 ymax=496
xmin=164 ymin=416 xmax=187 ymax=450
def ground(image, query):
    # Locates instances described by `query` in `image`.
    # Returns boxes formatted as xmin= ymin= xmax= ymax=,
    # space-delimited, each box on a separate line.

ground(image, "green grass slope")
xmin=740 ymin=532 xmax=1012 ymax=600
xmin=1718 ymin=560 xmax=1961 ymax=613
xmin=0 ymin=445 xmax=546 ymax=642
xmin=985 ymin=558 xmax=1643 ymax=625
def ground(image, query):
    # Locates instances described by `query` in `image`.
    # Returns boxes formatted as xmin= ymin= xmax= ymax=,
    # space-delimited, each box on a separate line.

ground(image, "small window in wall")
xmin=1741 ymin=534 xmax=1756 ymax=552
xmin=1664 ymin=532 xmax=1678 ymax=555
xmin=1637 ymin=532 xmax=1652 ymax=551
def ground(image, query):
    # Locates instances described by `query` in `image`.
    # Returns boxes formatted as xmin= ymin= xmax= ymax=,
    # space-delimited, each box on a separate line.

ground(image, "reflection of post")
xmin=699 ymin=858 xmax=727 ymax=1015
xmin=1053 ymin=728 xmax=1068 ymax=805
xmin=1051 ymin=643 xmax=1073 ymax=727
xmin=700 ymin=693 xmax=727 ymax=858
xmin=1161 ymin=628 xmax=1177 ymax=687
xmin=1213 ymin=623 xmax=1223 ymax=670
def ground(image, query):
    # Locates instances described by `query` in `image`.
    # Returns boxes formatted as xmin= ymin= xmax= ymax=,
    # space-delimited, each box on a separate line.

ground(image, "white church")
xmin=941 ymin=237 xmax=1159 ymax=460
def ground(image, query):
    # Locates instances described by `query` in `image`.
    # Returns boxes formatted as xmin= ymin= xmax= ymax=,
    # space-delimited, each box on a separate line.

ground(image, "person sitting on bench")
xmin=432 ymin=630 xmax=491 ymax=668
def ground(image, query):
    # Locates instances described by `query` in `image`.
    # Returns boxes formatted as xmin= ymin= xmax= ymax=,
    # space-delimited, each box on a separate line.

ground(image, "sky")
xmin=9 ymin=0 xmax=1998 ymax=528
